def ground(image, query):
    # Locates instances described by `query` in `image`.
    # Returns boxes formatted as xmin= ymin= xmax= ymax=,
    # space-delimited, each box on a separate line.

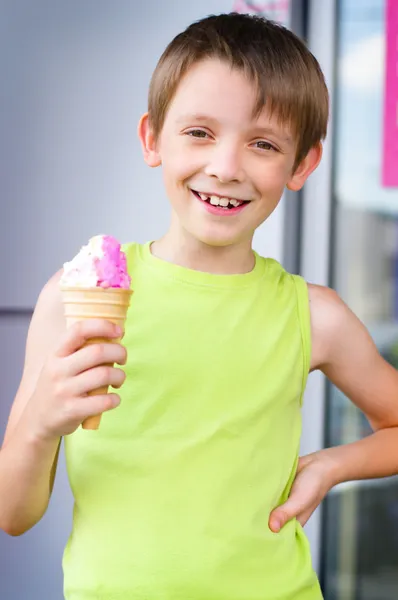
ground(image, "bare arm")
xmin=0 ymin=271 xmax=65 ymax=535
xmin=309 ymin=283 xmax=398 ymax=484
xmin=268 ymin=283 xmax=398 ymax=533
xmin=0 ymin=271 xmax=127 ymax=536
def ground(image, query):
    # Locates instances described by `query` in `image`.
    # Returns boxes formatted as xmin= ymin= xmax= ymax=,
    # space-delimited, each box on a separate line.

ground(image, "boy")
xmin=2 ymin=12 xmax=398 ymax=600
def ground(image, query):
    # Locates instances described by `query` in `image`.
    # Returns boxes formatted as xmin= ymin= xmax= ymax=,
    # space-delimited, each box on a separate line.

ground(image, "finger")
xmin=269 ymin=508 xmax=291 ymax=533
xmin=71 ymin=365 xmax=126 ymax=396
xmin=74 ymin=393 xmax=122 ymax=420
xmin=57 ymin=319 xmax=122 ymax=357
xmin=63 ymin=342 xmax=127 ymax=377
xmin=269 ymin=498 xmax=307 ymax=533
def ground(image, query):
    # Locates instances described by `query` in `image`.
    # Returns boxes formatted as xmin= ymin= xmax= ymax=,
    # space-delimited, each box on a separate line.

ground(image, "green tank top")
xmin=63 ymin=241 xmax=322 ymax=600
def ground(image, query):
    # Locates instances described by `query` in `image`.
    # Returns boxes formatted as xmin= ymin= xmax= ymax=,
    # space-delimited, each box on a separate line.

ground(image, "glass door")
xmin=322 ymin=1 xmax=398 ymax=598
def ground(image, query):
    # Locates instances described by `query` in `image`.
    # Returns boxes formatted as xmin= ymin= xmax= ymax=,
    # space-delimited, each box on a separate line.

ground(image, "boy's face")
xmin=140 ymin=59 xmax=321 ymax=249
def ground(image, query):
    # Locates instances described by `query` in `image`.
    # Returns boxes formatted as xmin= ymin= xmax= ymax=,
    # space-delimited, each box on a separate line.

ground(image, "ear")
xmin=137 ymin=113 xmax=161 ymax=167
xmin=286 ymin=143 xmax=323 ymax=192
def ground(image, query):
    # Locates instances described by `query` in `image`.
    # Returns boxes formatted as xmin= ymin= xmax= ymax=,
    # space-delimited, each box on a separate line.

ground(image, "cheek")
xmin=162 ymin=146 xmax=200 ymax=186
xmin=161 ymin=157 xmax=194 ymax=203
xmin=255 ymin=161 xmax=291 ymax=194
xmin=160 ymin=128 xmax=203 ymax=171
xmin=162 ymin=156 xmax=192 ymax=187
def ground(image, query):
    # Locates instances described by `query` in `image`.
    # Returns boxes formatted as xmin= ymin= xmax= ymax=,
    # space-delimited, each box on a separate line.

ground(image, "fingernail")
xmin=114 ymin=326 xmax=122 ymax=336
xmin=273 ymin=520 xmax=281 ymax=532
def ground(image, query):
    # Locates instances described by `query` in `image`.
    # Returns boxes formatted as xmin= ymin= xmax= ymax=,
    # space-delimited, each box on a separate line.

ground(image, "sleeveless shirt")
xmin=63 ymin=241 xmax=322 ymax=600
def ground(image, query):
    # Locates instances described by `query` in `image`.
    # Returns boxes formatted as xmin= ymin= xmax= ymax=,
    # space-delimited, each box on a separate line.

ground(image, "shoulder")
xmin=24 ymin=269 xmax=66 ymax=362
xmin=1 ymin=270 xmax=66 ymax=449
xmin=308 ymin=283 xmax=343 ymax=319
xmin=37 ymin=269 xmax=64 ymax=311
xmin=18 ymin=269 xmax=66 ymax=391
xmin=306 ymin=284 xmax=398 ymax=431
xmin=308 ymin=283 xmax=345 ymax=372
xmin=31 ymin=269 xmax=66 ymax=341
xmin=307 ymin=283 xmax=371 ymax=371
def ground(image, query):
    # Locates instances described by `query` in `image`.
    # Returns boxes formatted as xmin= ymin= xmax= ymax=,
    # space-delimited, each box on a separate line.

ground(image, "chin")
xmin=188 ymin=226 xmax=244 ymax=248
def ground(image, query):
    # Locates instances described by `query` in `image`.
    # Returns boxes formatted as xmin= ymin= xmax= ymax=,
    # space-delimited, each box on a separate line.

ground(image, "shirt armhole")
xmin=292 ymin=274 xmax=312 ymax=406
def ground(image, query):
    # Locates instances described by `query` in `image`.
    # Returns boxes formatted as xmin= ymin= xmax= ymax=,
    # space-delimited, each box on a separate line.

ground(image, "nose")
xmin=204 ymin=141 xmax=245 ymax=183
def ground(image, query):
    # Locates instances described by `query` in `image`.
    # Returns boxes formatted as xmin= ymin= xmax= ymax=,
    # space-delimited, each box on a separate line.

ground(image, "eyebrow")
xmin=176 ymin=113 xmax=217 ymax=125
xmin=176 ymin=114 xmax=293 ymax=145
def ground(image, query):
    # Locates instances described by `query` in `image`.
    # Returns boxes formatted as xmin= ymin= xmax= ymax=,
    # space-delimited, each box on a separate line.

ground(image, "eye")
xmin=254 ymin=140 xmax=278 ymax=152
xmin=186 ymin=129 xmax=210 ymax=139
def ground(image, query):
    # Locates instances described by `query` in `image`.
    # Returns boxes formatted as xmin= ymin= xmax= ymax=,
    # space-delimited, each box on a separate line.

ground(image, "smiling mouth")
xmin=191 ymin=189 xmax=250 ymax=210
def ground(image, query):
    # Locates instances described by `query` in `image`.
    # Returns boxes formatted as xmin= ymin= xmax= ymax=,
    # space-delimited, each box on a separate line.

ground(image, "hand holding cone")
xmin=61 ymin=286 xmax=132 ymax=429
xmin=60 ymin=236 xmax=132 ymax=430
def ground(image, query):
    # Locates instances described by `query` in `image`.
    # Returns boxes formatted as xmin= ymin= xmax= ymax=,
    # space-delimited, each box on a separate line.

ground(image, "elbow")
xmin=4 ymin=528 xmax=26 ymax=537
xmin=369 ymin=418 xmax=398 ymax=432
xmin=1 ymin=524 xmax=26 ymax=537
xmin=0 ymin=519 xmax=34 ymax=537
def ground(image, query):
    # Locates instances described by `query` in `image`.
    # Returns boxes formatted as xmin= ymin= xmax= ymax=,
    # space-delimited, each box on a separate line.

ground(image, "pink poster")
xmin=383 ymin=0 xmax=398 ymax=187
xmin=232 ymin=0 xmax=290 ymax=27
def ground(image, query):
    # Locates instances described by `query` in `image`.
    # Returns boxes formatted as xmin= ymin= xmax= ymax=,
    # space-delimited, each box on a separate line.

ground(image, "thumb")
xmin=269 ymin=498 xmax=302 ymax=533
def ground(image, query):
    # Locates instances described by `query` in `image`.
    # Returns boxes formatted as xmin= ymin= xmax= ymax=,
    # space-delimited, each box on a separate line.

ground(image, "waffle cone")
xmin=60 ymin=286 xmax=133 ymax=430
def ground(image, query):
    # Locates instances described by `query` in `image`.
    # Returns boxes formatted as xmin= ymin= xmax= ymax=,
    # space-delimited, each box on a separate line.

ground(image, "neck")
xmin=151 ymin=226 xmax=255 ymax=276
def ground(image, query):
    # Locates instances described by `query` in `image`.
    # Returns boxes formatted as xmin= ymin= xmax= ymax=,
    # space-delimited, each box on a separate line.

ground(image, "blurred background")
xmin=1 ymin=0 xmax=397 ymax=598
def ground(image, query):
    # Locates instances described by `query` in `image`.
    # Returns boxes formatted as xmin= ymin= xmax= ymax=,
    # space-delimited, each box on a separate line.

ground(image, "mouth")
xmin=191 ymin=189 xmax=251 ymax=215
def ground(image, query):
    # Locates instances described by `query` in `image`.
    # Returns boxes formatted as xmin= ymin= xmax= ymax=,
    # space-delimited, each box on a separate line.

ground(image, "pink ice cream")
xmin=60 ymin=235 xmax=131 ymax=289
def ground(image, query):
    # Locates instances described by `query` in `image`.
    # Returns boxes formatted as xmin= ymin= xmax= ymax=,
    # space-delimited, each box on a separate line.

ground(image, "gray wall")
xmin=0 ymin=2 xmax=286 ymax=598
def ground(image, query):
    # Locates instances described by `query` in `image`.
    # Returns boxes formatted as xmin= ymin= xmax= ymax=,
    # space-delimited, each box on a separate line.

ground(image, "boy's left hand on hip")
xmin=268 ymin=452 xmax=334 ymax=533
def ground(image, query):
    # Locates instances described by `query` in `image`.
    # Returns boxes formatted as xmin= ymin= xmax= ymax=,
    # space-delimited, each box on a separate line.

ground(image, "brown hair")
xmin=148 ymin=13 xmax=329 ymax=170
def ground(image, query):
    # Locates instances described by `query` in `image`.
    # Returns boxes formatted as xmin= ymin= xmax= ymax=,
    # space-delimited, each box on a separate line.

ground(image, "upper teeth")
xmin=198 ymin=192 xmax=243 ymax=207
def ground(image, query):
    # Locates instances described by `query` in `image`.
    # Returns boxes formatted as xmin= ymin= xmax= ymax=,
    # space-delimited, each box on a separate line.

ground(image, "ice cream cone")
xmin=60 ymin=286 xmax=133 ymax=430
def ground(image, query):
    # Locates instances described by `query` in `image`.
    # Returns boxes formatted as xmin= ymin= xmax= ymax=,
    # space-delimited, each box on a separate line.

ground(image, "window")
xmin=322 ymin=1 xmax=398 ymax=598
